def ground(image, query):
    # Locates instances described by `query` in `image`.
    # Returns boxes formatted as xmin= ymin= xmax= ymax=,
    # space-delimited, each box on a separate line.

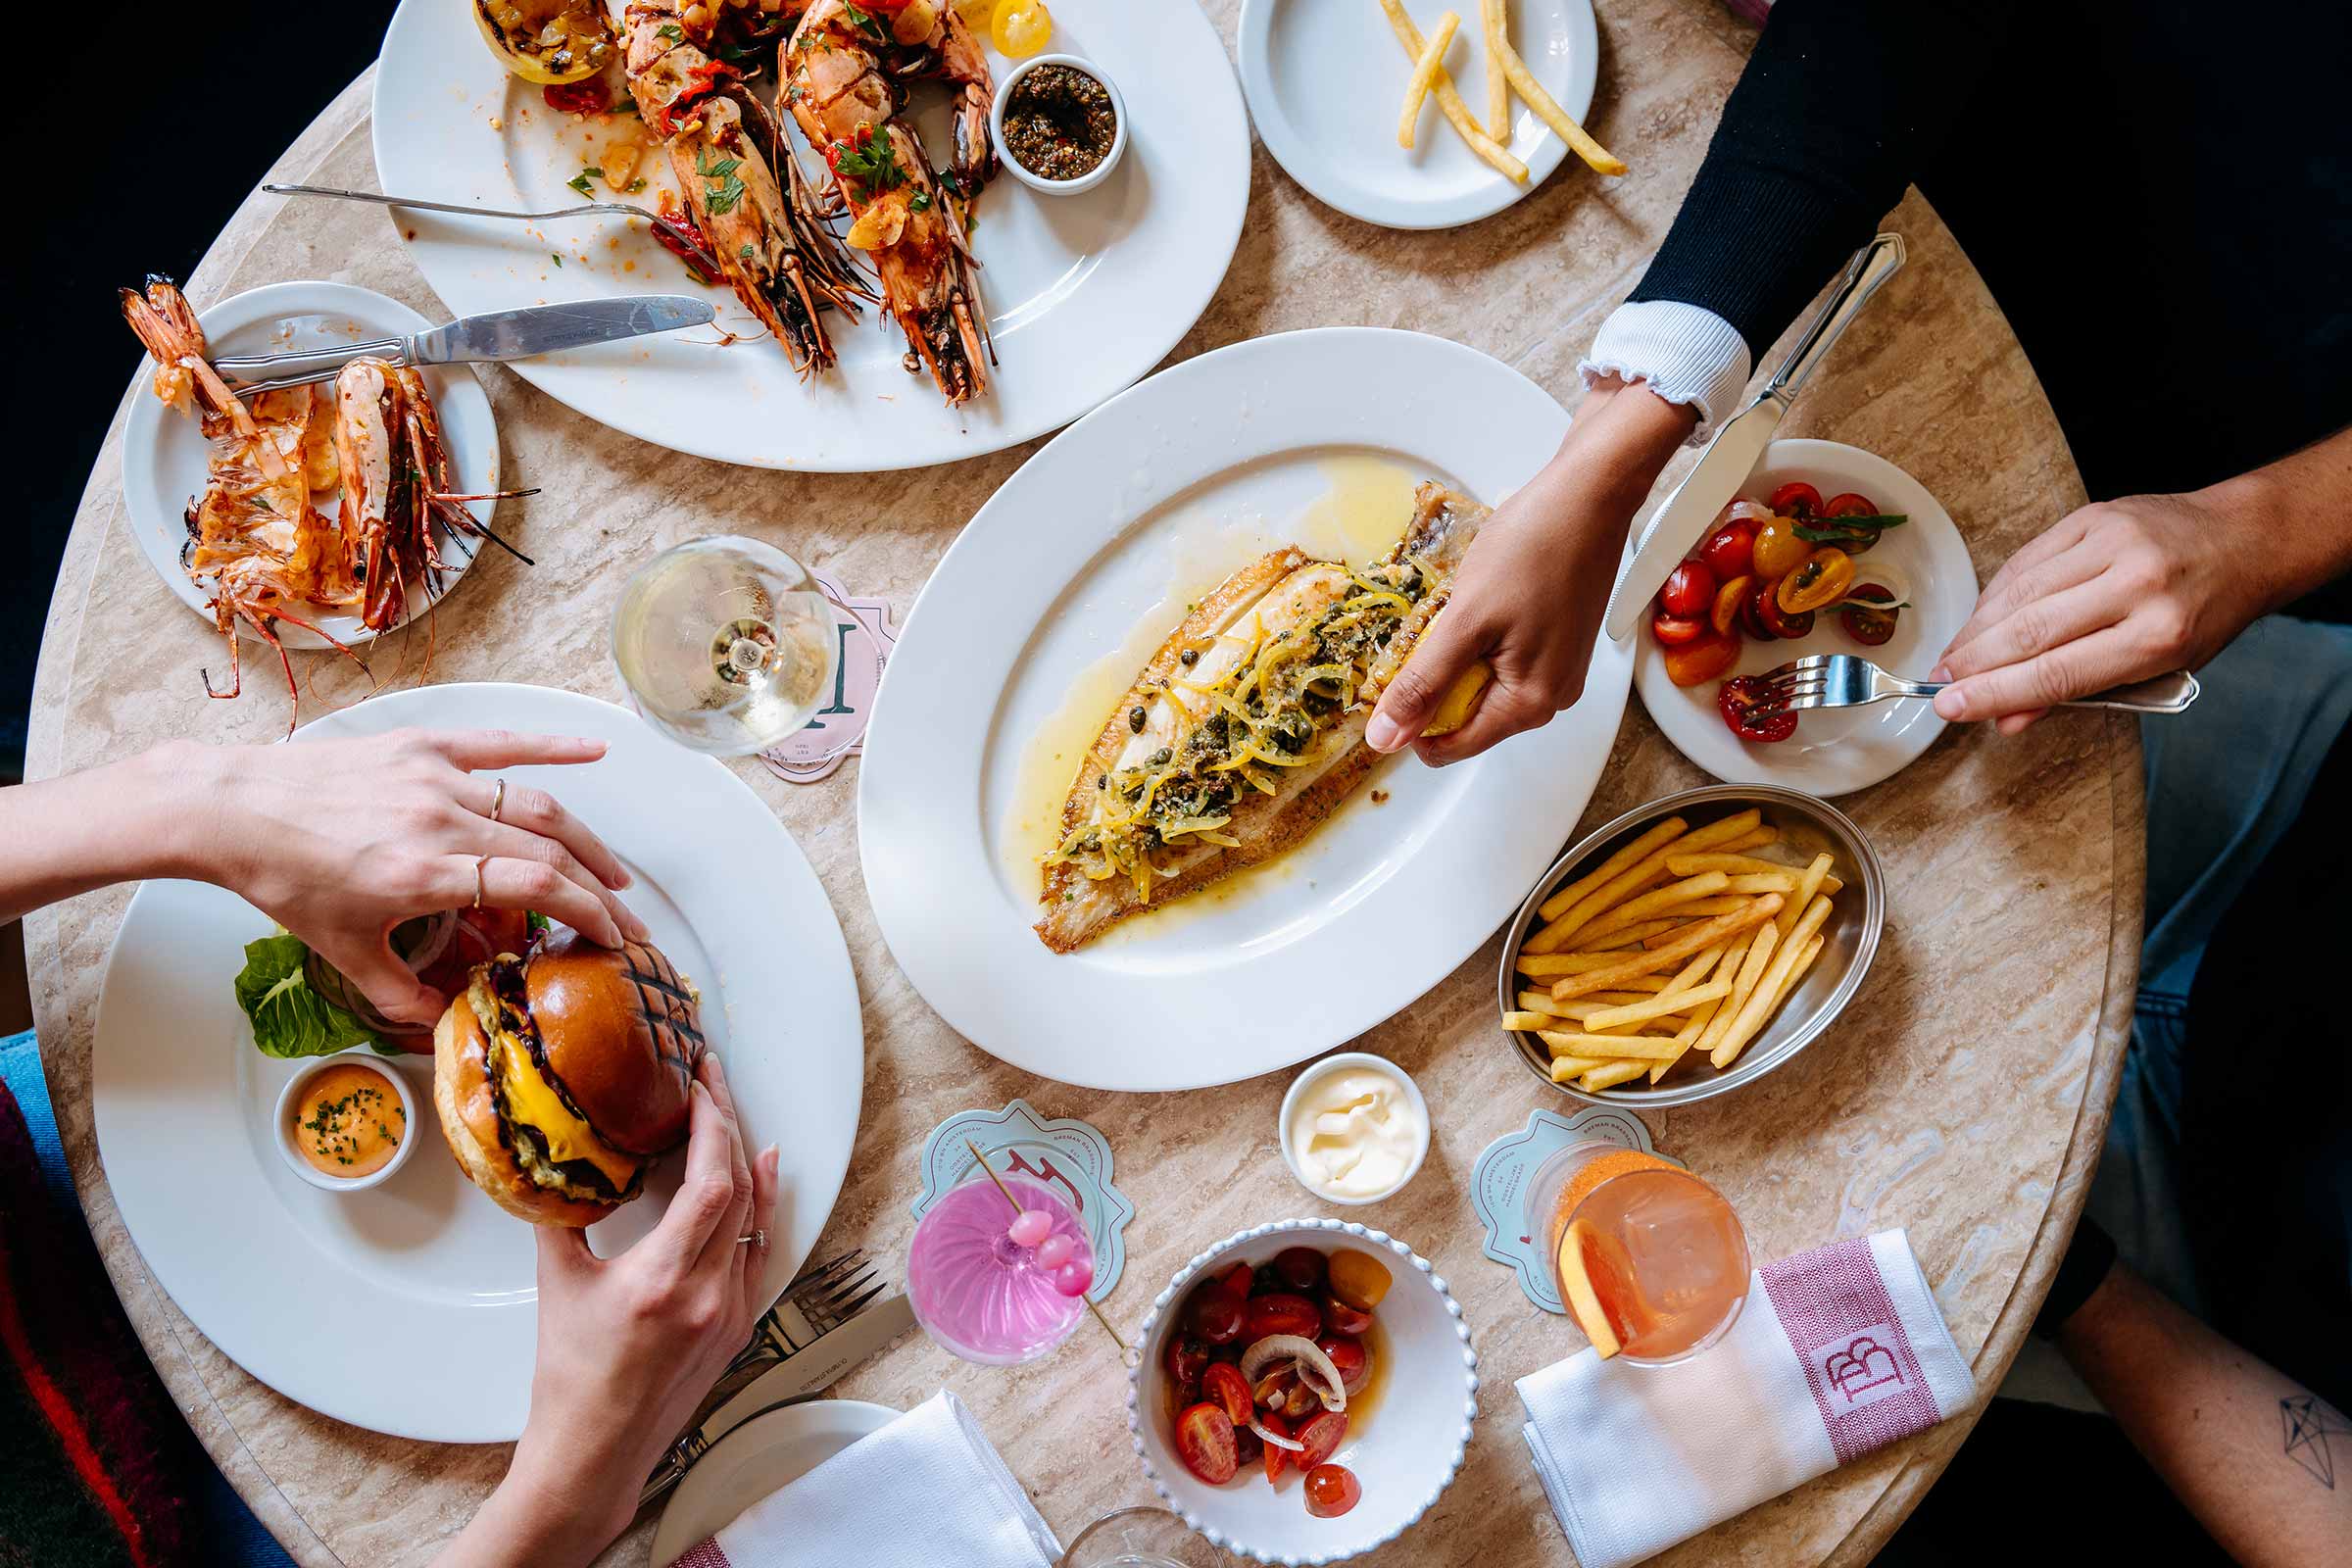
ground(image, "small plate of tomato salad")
xmin=1631 ymin=438 xmax=1979 ymax=797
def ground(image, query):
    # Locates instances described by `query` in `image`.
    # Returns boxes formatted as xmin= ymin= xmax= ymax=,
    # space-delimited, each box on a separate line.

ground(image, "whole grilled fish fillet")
xmin=1035 ymin=482 xmax=1488 ymax=952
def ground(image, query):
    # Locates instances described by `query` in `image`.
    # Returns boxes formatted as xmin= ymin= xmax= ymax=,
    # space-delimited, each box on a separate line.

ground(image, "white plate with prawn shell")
xmin=90 ymin=682 xmax=863 ymax=1442
xmin=119 ymin=279 xmax=501 ymax=654
xmin=858 ymin=326 xmax=1633 ymax=1091
xmin=371 ymin=0 xmax=1250 ymax=470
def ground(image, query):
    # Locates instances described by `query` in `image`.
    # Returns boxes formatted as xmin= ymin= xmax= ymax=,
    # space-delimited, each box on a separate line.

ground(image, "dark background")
xmin=1 ymin=2 xmax=397 ymax=1028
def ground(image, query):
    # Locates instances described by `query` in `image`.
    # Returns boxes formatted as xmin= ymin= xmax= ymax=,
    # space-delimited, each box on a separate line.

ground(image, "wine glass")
xmin=1057 ymin=1506 xmax=1232 ymax=1567
xmin=610 ymin=535 xmax=844 ymax=757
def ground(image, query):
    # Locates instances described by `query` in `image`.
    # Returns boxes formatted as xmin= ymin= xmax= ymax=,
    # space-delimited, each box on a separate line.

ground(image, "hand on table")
xmin=439 ymin=1054 xmax=782 ymax=1568
xmin=1366 ymin=379 xmax=1696 ymax=764
xmin=188 ymin=728 xmax=647 ymax=1025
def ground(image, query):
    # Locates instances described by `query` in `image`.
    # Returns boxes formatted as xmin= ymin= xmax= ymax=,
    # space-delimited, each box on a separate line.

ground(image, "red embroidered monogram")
xmin=1760 ymin=1236 xmax=1942 ymax=1463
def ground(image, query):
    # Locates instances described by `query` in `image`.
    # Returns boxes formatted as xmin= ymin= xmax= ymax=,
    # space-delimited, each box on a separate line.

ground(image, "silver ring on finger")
xmin=737 ymin=1230 xmax=766 ymax=1249
xmin=488 ymin=777 xmax=507 ymax=824
xmin=473 ymin=854 xmax=490 ymax=909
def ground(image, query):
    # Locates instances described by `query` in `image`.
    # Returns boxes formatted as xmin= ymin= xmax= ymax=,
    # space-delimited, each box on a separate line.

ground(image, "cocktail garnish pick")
xmin=965 ymin=1138 xmax=1127 ymax=1355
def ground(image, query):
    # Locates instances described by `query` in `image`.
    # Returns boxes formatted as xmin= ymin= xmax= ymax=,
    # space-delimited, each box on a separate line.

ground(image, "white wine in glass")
xmin=611 ymin=535 xmax=841 ymax=756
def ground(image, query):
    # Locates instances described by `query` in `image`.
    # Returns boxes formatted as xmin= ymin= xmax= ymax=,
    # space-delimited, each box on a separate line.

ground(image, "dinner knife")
xmin=1600 ymin=233 xmax=1908 ymax=644
xmin=213 ymin=296 xmax=714 ymax=394
xmin=638 ymin=1292 xmax=916 ymax=1511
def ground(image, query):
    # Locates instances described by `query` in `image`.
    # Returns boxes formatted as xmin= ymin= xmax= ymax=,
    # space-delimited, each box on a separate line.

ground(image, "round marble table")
xmin=28 ymin=4 xmax=2140 ymax=1563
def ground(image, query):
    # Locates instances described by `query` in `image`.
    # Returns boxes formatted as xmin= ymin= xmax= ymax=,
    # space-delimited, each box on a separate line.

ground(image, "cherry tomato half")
xmin=1317 ymin=1334 xmax=1371 ymax=1395
xmin=1839 ymin=583 xmax=1903 ymax=646
xmin=1710 ymin=573 xmax=1752 ymax=638
xmin=1822 ymin=491 xmax=1880 ymax=518
xmin=991 ymin=0 xmax=1054 ymax=56
xmin=1243 ymin=1293 xmax=1323 ymax=1342
xmin=1187 ymin=1285 xmax=1244 ymax=1345
xmin=1751 ymin=516 xmax=1811 ymax=581
xmin=1751 ymin=577 xmax=1814 ymax=640
xmin=1697 ymin=518 xmax=1757 ymax=580
xmin=1200 ymin=1361 xmax=1253 ymax=1426
xmin=1767 ymin=481 xmax=1824 ymax=519
xmin=1305 ymin=1463 xmax=1363 ymax=1518
xmin=1662 ymin=631 xmax=1741 ymax=687
xmin=1651 ymin=613 xmax=1707 ymax=647
xmin=1778 ymin=547 xmax=1856 ymax=613
xmin=1659 ymin=560 xmax=1717 ymax=619
xmin=1273 ymin=1247 xmax=1328 ymax=1291
xmin=1174 ymin=1403 xmax=1239 ymax=1485
xmin=1326 ymin=1250 xmax=1392 ymax=1311
xmin=1719 ymin=674 xmax=1796 ymax=743
xmin=1295 ymin=1409 xmax=1349 ymax=1470
xmin=1259 ymin=1407 xmax=1293 ymax=1482
xmin=1321 ymin=1292 xmax=1373 ymax=1336
xmin=1164 ymin=1335 xmax=1210 ymax=1391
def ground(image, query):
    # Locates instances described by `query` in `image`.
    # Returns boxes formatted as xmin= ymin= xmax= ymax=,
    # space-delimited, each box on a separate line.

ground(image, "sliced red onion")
xmin=1238 ymin=1334 xmax=1347 ymax=1413
xmin=1722 ymin=498 xmax=1775 ymax=527
xmin=1250 ymin=1420 xmax=1305 ymax=1452
xmin=396 ymin=908 xmax=460 ymax=973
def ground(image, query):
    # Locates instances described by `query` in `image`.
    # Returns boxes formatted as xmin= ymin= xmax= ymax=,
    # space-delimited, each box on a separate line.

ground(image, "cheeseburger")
xmin=433 ymin=930 xmax=707 ymax=1226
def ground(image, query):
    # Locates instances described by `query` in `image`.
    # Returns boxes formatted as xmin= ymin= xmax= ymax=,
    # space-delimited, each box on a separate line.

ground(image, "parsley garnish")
xmin=696 ymin=147 xmax=747 ymax=216
xmin=566 ymin=167 xmax=602 ymax=196
xmin=740 ymin=241 xmax=757 ymax=263
xmin=842 ymin=1 xmax=887 ymax=39
xmin=551 ymin=252 xmax=564 ymax=267
xmin=908 ymin=189 xmax=932 ymax=213
xmin=626 ymin=177 xmax=648 ymax=193
xmin=833 ymin=125 xmax=906 ymax=193
xmin=657 ymin=22 xmax=683 ymax=41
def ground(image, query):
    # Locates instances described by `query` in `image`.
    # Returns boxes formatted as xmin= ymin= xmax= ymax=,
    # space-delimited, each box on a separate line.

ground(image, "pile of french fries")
xmin=1503 ymin=808 xmax=1840 ymax=1092
xmin=1377 ymin=0 xmax=1626 ymax=182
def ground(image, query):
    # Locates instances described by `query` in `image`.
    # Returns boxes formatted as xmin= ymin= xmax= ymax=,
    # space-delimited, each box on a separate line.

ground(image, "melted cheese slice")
xmin=496 ymin=1027 xmax=640 ymax=1192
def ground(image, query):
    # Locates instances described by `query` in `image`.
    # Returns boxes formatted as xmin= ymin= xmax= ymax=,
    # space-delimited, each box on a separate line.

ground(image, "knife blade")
xmin=212 ymin=295 xmax=713 ymax=393
xmin=639 ymin=1293 xmax=916 ymax=1511
xmin=1600 ymin=234 xmax=1907 ymax=644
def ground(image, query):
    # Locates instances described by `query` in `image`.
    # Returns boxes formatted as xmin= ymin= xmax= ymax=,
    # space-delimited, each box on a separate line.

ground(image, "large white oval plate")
xmin=92 ymin=682 xmax=863 ymax=1442
xmin=1632 ymin=439 xmax=1980 ymax=797
xmin=120 ymin=280 xmax=500 ymax=650
xmin=371 ymin=0 xmax=1250 ymax=470
xmin=1239 ymin=0 xmax=1597 ymax=230
xmin=858 ymin=328 xmax=1630 ymax=1091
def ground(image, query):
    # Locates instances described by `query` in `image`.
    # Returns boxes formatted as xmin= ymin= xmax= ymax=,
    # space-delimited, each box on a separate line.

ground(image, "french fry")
xmin=1547 ymin=895 xmax=1781 ymax=1001
xmin=1501 ymin=1010 xmax=1557 ymax=1032
xmin=1576 ymin=871 xmax=1732 ymax=941
xmin=1534 ymin=816 xmax=1686 ymax=924
xmin=1723 ymin=872 xmax=1797 ymax=896
xmin=1376 ymin=0 xmax=1530 ymax=181
xmin=1649 ymin=995 xmax=1722 ymax=1083
xmin=1695 ymin=925 xmax=1774 ymax=1058
xmin=1714 ymin=825 xmax=1778 ymax=855
xmin=1637 ymin=898 xmax=1751 ymax=939
xmin=1659 ymin=942 xmax=1727 ymax=1000
xmin=1583 ymin=979 xmax=1731 ymax=1033
xmin=1584 ymin=917 xmax=1685 ymax=950
xmin=1514 ymin=952 xmax=1619 ymax=977
xmin=1778 ymin=853 xmax=1835 ymax=940
xmin=1488 ymin=19 xmax=1627 ymax=174
xmin=1479 ymin=0 xmax=1510 ymax=139
xmin=1397 ymin=10 xmax=1461 ymax=149
xmin=1538 ymin=820 xmax=1726 ymax=950
xmin=1540 ymin=1031 xmax=1684 ymax=1060
xmin=1517 ymin=989 xmax=1579 ymax=1016
xmin=1549 ymin=1054 xmax=1611 ymax=1082
xmin=1711 ymin=895 xmax=1833 ymax=1068
xmin=1580 ymin=1059 xmax=1653 ymax=1092
xmin=1666 ymin=852 xmax=1845 ymax=896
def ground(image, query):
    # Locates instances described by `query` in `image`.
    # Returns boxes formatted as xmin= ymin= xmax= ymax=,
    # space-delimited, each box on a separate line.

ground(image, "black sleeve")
xmin=1629 ymin=0 xmax=2024 ymax=361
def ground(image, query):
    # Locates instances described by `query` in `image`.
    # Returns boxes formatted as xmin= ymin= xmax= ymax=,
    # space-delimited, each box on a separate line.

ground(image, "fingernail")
xmin=760 ymin=1145 xmax=779 ymax=1173
xmin=1929 ymin=662 xmax=1951 ymax=683
xmin=1364 ymin=711 xmax=1405 ymax=753
xmin=1932 ymin=688 xmax=1967 ymax=721
xmin=623 ymin=906 xmax=651 ymax=942
xmin=612 ymin=864 xmax=635 ymax=890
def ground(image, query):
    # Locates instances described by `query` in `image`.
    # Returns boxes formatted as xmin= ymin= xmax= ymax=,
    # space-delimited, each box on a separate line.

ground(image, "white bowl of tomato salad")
xmin=1126 ymin=1218 xmax=1478 ymax=1564
xmin=1631 ymin=438 xmax=1981 ymax=798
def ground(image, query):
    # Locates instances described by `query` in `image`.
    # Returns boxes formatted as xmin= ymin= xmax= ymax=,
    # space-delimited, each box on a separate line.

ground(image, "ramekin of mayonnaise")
xmin=1278 ymin=1053 xmax=1431 ymax=1205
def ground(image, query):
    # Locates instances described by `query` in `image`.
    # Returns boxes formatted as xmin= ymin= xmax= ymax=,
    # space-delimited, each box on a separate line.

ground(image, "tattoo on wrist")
xmin=2280 ymin=1392 xmax=2346 ymax=1489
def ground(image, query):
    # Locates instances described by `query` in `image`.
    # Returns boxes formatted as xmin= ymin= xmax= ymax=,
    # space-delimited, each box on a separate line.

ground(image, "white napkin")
xmin=1517 ymin=1229 xmax=1973 ymax=1568
xmin=668 ymin=1391 xmax=1061 ymax=1568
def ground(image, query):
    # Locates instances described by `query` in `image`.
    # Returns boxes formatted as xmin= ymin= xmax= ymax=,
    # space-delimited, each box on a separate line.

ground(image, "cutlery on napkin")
xmin=1518 ymin=1229 xmax=1973 ymax=1568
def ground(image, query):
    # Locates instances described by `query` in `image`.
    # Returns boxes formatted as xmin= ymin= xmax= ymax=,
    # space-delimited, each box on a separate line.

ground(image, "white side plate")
xmin=92 ymin=683 xmax=863 ymax=1442
xmin=1632 ymin=438 xmax=1980 ymax=796
xmin=652 ymin=1399 xmax=899 ymax=1564
xmin=371 ymin=0 xmax=1250 ymax=469
xmin=1239 ymin=0 xmax=1597 ymax=230
xmin=120 ymin=280 xmax=499 ymax=649
xmin=858 ymin=327 xmax=1631 ymax=1091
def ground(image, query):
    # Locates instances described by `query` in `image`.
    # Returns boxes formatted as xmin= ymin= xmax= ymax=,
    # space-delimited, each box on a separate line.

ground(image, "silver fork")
xmin=261 ymin=182 xmax=726 ymax=280
xmin=694 ymin=1250 xmax=886 ymax=1415
xmin=1751 ymin=652 xmax=2201 ymax=718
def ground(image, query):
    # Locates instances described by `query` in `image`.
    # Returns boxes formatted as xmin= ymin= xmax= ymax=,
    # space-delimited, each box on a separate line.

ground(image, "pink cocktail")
xmin=907 ymin=1173 xmax=1094 ymax=1365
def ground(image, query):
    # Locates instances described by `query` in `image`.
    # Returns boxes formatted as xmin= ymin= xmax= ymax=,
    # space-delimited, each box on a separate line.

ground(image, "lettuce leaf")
xmin=233 ymin=931 xmax=382 ymax=1059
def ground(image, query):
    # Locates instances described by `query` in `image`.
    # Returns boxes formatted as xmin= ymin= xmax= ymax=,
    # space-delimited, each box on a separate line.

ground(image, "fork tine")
xmin=787 ymin=1250 xmax=862 ymax=1298
xmin=809 ymin=1264 xmax=882 ymax=1315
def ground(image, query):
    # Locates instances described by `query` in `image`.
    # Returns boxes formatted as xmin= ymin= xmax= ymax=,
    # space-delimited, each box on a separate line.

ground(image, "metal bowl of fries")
xmin=1496 ymin=783 xmax=1885 ymax=1108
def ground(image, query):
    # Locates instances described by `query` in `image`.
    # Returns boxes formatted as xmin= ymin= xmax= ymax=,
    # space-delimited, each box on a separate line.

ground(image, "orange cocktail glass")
xmin=1526 ymin=1141 xmax=1750 ymax=1364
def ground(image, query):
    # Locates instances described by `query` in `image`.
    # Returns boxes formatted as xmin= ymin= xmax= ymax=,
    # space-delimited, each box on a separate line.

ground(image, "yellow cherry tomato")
xmin=991 ymin=0 xmax=1053 ymax=57
xmin=952 ymin=0 xmax=995 ymax=21
xmin=1327 ymin=1249 xmax=1393 ymax=1312
xmin=1750 ymin=515 xmax=1811 ymax=581
xmin=1777 ymin=547 xmax=1856 ymax=614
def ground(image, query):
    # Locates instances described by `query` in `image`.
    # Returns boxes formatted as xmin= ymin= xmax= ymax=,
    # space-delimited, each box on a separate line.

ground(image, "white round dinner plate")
xmin=1632 ymin=439 xmax=1980 ymax=797
xmin=371 ymin=0 xmax=1250 ymax=470
xmin=651 ymin=1399 xmax=899 ymax=1565
xmin=858 ymin=327 xmax=1632 ymax=1091
xmin=91 ymin=682 xmax=863 ymax=1442
xmin=1239 ymin=0 xmax=1598 ymax=230
xmin=119 ymin=280 xmax=501 ymax=650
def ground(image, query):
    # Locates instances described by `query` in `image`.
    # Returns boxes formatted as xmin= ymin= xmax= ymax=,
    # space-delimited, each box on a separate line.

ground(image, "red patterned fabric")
xmin=1759 ymin=1234 xmax=1942 ymax=1463
xmin=669 ymin=1540 xmax=732 ymax=1568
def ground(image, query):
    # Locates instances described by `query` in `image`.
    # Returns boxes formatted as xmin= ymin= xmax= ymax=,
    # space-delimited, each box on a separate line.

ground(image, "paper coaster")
xmin=760 ymin=566 xmax=897 ymax=784
xmin=1470 ymin=1107 xmax=1683 ymax=1315
xmin=913 ymin=1099 xmax=1136 ymax=1302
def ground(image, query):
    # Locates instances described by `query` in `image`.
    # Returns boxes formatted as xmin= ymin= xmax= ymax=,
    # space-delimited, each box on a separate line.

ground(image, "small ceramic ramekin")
xmin=1276 ymin=1053 xmax=1430 ymax=1206
xmin=991 ymin=54 xmax=1130 ymax=196
xmin=271 ymin=1051 xmax=420 ymax=1193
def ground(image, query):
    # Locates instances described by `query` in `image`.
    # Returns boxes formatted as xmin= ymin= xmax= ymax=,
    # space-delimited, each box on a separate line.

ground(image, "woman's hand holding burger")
xmin=175 ymin=727 xmax=648 ymax=1025
xmin=437 ymin=1054 xmax=781 ymax=1568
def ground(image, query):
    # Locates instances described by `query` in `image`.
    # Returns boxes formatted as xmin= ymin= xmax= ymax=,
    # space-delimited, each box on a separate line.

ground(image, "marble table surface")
xmin=27 ymin=3 xmax=2141 ymax=1563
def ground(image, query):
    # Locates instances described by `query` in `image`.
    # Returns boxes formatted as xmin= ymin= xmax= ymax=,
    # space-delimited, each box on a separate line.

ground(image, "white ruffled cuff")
xmin=1579 ymin=300 xmax=1753 ymax=443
